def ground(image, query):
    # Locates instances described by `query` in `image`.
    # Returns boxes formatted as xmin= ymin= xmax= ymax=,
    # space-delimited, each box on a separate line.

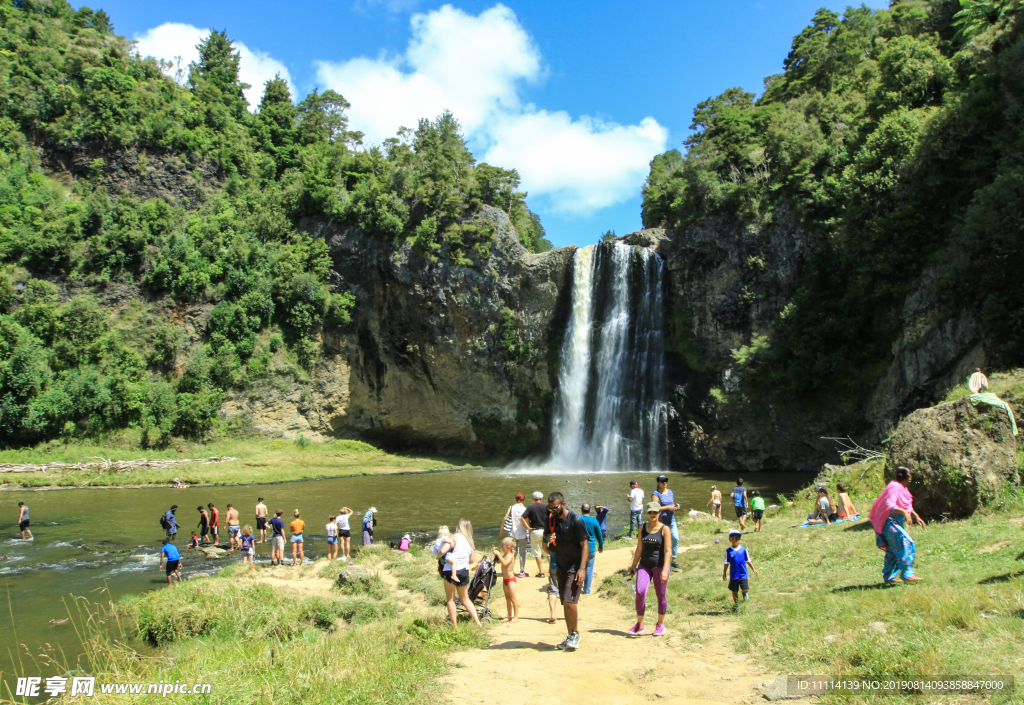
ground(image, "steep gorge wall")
xmin=223 ymin=206 xmax=576 ymax=457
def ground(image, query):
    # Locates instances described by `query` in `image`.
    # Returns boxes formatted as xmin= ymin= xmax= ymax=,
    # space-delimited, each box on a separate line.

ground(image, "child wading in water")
xmin=723 ymin=529 xmax=758 ymax=612
xmin=492 ymin=537 xmax=520 ymax=622
xmin=240 ymin=525 xmax=255 ymax=565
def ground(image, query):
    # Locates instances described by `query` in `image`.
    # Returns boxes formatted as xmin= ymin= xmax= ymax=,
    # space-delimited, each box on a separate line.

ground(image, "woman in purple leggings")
xmin=627 ymin=501 xmax=672 ymax=636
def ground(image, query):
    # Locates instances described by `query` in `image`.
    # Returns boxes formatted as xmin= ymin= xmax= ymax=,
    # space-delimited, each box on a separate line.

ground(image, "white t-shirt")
xmin=336 ymin=514 xmax=350 ymax=531
xmin=326 ymin=522 xmax=338 ymax=538
xmin=629 ymin=487 xmax=645 ymax=511
xmin=819 ymin=497 xmax=832 ymax=514
xmin=446 ymin=534 xmax=473 ymax=572
xmin=510 ymin=503 xmax=528 ymax=540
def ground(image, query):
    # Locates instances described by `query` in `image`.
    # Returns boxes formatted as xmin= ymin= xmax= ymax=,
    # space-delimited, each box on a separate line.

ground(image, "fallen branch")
xmin=820 ymin=437 xmax=884 ymax=465
xmin=0 ymin=457 xmax=238 ymax=474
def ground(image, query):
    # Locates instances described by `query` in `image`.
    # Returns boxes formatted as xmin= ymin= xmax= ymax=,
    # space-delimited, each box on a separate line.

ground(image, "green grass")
xmin=599 ymin=463 xmax=1024 ymax=704
xmin=5 ymin=553 xmax=488 ymax=705
xmin=0 ymin=434 xmax=486 ymax=488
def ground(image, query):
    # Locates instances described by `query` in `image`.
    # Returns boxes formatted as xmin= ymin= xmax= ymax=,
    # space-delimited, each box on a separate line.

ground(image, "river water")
xmin=6 ymin=468 xmax=808 ymax=678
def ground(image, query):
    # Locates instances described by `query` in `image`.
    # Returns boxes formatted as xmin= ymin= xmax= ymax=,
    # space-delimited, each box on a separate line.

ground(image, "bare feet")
xmin=501 ymin=617 xmax=513 ymax=622
xmin=547 ymin=617 xmax=557 ymax=623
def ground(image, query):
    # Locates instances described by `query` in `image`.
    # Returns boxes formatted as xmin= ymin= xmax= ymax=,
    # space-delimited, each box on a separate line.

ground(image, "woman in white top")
xmin=336 ymin=508 xmax=354 ymax=564
xmin=439 ymin=518 xmax=481 ymax=626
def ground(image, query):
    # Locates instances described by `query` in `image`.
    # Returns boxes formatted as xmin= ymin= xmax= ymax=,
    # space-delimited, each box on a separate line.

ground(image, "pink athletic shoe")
xmin=626 ymin=623 xmax=646 ymax=637
xmin=652 ymin=624 xmax=666 ymax=637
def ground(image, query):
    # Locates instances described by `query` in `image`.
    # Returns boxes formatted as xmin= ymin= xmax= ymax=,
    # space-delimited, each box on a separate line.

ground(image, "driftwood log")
xmin=0 ymin=457 xmax=238 ymax=474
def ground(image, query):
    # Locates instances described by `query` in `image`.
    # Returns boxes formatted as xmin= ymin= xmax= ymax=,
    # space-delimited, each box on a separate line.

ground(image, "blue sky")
xmin=95 ymin=0 xmax=888 ymax=249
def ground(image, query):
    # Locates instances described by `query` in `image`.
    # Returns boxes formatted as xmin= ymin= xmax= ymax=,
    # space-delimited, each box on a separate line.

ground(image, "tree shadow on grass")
xmin=978 ymin=570 xmax=1024 ymax=585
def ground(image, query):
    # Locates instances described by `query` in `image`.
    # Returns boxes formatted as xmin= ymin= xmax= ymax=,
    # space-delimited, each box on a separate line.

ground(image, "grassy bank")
xmin=5 ymin=545 xmax=485 ymax=704
xmin=600 ymin=462 xmax=1023 ymax=703
xmin=0 ymin=434 xmax=485 ymax=489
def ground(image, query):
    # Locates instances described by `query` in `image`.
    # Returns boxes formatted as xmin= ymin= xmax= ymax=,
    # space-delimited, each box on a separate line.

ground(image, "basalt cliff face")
xmin=223 ymin=206 xmax=576 ymax=456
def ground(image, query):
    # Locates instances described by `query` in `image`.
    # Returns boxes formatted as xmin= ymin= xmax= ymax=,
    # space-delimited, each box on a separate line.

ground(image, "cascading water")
xmin=548 ymin=241 xmax=669 ymax=472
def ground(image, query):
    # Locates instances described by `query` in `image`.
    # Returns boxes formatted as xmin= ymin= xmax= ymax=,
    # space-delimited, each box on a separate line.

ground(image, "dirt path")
xmin=440 ymin=546 xmax=777 ymax=705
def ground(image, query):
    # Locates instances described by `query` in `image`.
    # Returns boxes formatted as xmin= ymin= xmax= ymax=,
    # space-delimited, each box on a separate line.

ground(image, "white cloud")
xmin=133 ymin=23 xmax=294 ymax=111
xmin=315 ymin=4 xmax=667 ymax=215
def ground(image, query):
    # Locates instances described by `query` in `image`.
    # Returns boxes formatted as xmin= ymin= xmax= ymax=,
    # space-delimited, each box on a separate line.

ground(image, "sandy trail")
xmin=440 ymin=545 xmax=776 ymax=705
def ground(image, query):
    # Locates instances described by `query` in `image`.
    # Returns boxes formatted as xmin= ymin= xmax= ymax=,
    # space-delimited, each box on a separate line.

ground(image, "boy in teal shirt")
xmin=750 ymin=490 xmax=766 ymax=532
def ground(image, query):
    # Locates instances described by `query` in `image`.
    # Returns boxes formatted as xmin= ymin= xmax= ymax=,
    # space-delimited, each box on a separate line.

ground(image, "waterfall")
xmin=548 ymin=241 xmax=669 ymax=472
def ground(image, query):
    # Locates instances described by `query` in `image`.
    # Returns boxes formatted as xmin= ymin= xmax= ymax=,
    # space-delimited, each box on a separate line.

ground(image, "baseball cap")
xmin=656 ymin=475 xmax=669 ymax=482
xmin=629 ymin=480 xmax=638 ymax=487
xmin=646 ymin=501 xmax=662 ymax=513
xmin=532 ymin=491 xmax=543 ymax=500
xmin=729 ymin=529 xmax=742 ymax=537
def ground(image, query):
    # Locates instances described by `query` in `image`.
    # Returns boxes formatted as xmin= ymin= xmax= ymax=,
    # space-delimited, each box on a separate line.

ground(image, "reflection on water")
xmin=6 ymin=468 xmax=808 ymax=676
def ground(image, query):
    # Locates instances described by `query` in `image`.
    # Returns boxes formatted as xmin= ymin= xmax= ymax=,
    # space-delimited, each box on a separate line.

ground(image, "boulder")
xmin=886 ymin=396 xmax=1019 ymax=518
xmin=337 ymin=565 xmax=374 ymax=587
xmin=197 ymin=546 xmax=229 ymax=559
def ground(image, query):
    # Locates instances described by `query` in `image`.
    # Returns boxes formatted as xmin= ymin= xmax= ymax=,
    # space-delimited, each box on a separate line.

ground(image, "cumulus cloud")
xmin=315 ymin=4 xmax=667 ymax=215
xmin=133 ymin=23 xmax=294 ymax=111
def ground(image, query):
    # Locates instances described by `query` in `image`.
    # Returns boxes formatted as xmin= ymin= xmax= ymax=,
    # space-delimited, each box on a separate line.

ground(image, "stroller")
xmin=458 ymin=557 xmax=497 ymax=623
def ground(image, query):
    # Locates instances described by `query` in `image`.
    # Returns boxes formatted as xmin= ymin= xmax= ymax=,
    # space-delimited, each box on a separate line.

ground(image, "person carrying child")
xmin=240 ymin=525 xmax=255 ymax=565
xmin=750 ymin=491 xmax=766 ymax=532
xmin=492 ymin=537 xmax=520 ymax=622
xmin=722 ymin=529 xmax=758 ymax=612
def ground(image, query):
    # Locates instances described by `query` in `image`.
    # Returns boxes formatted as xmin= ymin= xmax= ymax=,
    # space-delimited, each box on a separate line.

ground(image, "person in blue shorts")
xmin=159 ymin=539 xmax=182 ymax=585
xmin=732 ymin=479 xmax=749 ymax=531
xmin=722 ymin=529 xmax=758 ymax=612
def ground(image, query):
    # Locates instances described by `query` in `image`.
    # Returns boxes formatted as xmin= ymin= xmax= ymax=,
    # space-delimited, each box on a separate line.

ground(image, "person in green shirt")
xmin=750 ymin=491 xmax=766 ymax=532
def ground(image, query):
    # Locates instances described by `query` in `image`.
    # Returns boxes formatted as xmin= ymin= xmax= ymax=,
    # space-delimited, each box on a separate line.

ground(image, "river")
xmin=5 ymin=467 xmax=808 ymax=679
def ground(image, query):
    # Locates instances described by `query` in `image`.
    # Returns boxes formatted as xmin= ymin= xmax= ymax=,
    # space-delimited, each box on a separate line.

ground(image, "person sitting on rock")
xmin=969 ymin=367 xmax=989 ymax=394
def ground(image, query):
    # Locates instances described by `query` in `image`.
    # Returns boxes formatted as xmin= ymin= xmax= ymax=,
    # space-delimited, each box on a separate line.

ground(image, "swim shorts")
xmin=165 ymin=559 xmax=180 ymax=575
xmin=228 ymin=525 xmax=240 ymax=536
xmin=256 ymin=517 xmax=267 ymax=530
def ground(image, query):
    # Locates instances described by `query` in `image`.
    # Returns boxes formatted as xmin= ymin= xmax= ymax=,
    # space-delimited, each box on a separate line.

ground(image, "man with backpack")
xmin=161 ymin=505 xmax=178 ymax=540
xmin=546 ymin=491 xmax=589 ymax=651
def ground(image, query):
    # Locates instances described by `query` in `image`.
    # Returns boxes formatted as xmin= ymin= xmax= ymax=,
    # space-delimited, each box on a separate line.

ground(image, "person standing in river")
xmin=652 ymin=475 xmax=681 ymax=569
xmin=159 ymin=539 xmax=181 ymax=585
xmin=269 ymin=510 xmax=286 ymax=565
xmin=362 ymin=507 xmax=377 ymax=546
xmin=207 ymin=503 xmax=220 ymax=546
xmin=579 ymin=503 xmax=604 ymax=595
xmin=17 ymin=502 xmax=32 ymax=540
xmin=163 ymin=505 xmax=178 ymax=541
xmin=226 ymin=504 xmax=240 ymax=550
xmin=547 ymin=492 xmax=589 ymax=651
xmin=289 ymin=510 xmax=305 ymax=566
xmin=521 ymin=491 xmax=549 ymax=577
xmin=255 ymin=498 xmax=268 ymax=544
xmin=197 ymin=506 xmax=211 ymax=545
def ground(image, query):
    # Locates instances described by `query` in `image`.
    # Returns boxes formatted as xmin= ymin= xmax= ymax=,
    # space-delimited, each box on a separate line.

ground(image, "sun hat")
xmin=646 ymin=501 xmax=662 ymax=513
xmin=532 ymin=491 xmax=543 ymax=500
xmin=369 ymin=507 xmax=378 ymax=513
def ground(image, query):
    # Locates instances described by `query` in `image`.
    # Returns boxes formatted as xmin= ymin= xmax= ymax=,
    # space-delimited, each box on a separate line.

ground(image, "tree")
xmin=296 ymin=89 xmax=352 ymax=145
xmin=189 ymin=30 xmax=250 ymax=115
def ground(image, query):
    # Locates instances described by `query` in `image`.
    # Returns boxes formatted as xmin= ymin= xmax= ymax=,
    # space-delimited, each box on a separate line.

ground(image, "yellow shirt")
xmin=290 ymin=519 xmax=305 ymax=535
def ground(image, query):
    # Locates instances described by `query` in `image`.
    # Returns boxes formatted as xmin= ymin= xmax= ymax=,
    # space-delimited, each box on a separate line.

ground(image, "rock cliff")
xmin=222 ymin=206 xmax=576 ymax=457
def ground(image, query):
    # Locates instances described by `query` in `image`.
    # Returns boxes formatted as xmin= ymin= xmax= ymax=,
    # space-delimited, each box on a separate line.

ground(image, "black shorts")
xmin=752 ymin=510 xmax=764 ymax=521
xmin=165 ymin=559 xmax=180 ymax=574
xmin=200 ymin=526 xmax=209 ymax=536
xmin=729 ymin=578 xmax=749 ymax=592
xmin=734 ymin=506 xmax=747 ymax=518
xmin=19 ymin=520 xmax=29 ymax=531
xmin=443 ymin=569 xmax=469 ymax=585
xmin=338 ymin=529 xmax=351 ymax=538
xmin=256 ymin=517 xmax=267 ymax=530
xmin=556 ymin=569 xmax=582 ymax=605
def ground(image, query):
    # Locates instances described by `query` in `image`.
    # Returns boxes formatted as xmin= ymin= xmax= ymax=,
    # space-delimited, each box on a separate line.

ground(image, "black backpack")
xmin=160 ymin=514 xmax=170 ymax=530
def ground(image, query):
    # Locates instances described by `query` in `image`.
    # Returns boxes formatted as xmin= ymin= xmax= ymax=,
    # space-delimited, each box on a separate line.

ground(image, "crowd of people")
xmin=157 ymin=499 xmax=373 ymax=584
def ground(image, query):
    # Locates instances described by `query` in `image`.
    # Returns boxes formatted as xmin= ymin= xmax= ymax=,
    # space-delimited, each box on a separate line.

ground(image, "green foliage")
xmin=642 ymin=0 xmax=1024 ymax=398
xmin=0 ymin=1 xmax=547 ymax=448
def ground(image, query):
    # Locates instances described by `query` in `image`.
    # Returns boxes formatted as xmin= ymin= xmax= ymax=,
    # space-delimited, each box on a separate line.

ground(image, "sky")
xmin=94 ymin=0 xmax=889 ymax=249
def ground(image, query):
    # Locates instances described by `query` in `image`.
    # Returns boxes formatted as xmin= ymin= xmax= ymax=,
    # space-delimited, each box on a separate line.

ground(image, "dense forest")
xmin=643 ymin=0 xmax=1024 ymax=401
xmin=0 ymin=0 xmax=551 ymax=446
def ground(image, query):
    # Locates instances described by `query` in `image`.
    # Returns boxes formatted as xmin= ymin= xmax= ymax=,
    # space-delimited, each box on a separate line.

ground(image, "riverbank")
xmin=0 ymin=436 xmax=485 ymax=489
